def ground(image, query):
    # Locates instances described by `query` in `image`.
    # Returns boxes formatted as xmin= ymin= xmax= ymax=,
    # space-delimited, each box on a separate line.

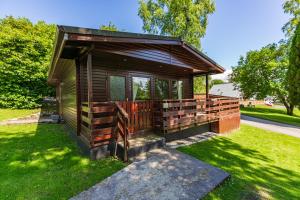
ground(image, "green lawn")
xmin=0 ymin=123 xmax=126 ymax=200
xmin=241 ymin=105 xmax=300 ymax=126
xmin=178 ymin=124 xmax=300 ymax=200
xmin=0 ymin=108 xmax=41 ymax=121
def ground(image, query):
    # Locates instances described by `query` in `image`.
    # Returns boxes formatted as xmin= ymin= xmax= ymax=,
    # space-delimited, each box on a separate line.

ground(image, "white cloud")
xmin=211 ymin=69 xmax=232 ymax=82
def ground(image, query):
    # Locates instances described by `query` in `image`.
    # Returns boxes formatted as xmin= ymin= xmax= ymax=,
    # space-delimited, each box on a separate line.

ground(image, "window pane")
xmin=132 ymin=77 xmax=151 ymax=100
xmin=172 ymin=80 xmax=183 ymax=99
xmin=155 ymin=79 xmax=169 ymax=99
xmin=110 ymin=76 xmax=125 ymax=101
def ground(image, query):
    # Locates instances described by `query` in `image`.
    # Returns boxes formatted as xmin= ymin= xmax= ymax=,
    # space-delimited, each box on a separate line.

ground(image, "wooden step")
xmin=117 ymin=133 xmax=165 ymax=159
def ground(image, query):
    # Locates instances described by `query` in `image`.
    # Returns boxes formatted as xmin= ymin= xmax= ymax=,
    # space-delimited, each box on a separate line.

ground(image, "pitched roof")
xmin=48 ymin=25 xmax=225 ymax=83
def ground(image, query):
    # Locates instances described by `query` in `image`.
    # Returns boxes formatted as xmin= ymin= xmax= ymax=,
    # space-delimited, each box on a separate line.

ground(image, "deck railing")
xmin=153 ymin=97 xmax=239 ymax=134
xmin=116 ymin=100 xmax=153 ymax=133
xmin=81 ymin=102 xmax=129 ymax=161
xmin=80 ymin=97 xmax=239 ymax=156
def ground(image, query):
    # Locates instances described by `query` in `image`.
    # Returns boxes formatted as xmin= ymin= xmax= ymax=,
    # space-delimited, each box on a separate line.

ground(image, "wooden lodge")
xmin=48 ymin=25 xmax=240 ymax=160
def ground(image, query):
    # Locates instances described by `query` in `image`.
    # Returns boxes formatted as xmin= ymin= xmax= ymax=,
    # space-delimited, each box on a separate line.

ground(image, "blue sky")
xmin=0 ymin=0 xmax=290 ymax=71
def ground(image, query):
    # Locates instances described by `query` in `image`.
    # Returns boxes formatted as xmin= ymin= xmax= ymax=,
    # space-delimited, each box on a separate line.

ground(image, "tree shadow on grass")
xmin=0 ymin=123 xmax=125 ymax=200
xmin=178 ymin=137 xmax=300 ymax=200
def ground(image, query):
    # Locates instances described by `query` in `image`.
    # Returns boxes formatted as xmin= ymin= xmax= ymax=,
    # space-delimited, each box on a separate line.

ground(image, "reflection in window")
xmin=172 ymin=80 xmax=183 ymax=99
xmin=110 ymin=76 xmax=125 ymax=101
xmin=132 ymin=77 xmax=151 ymax=100
xmin=155 ymin=79 xmax=169 ymax=99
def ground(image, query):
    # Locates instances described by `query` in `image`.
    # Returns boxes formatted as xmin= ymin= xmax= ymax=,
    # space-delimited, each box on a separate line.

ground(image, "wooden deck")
xmin=79 ymin=96 xmax=240 ymax=161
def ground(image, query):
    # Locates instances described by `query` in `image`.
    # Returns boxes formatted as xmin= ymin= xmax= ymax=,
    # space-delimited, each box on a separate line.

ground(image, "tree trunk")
xmin=286 ymin=105 xmax=294 ymax=116
xmin=278 ymin=94 xmax=294 ymax=116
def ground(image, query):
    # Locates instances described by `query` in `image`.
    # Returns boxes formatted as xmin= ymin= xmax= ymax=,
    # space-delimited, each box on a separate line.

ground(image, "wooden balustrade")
xmin=114 ymin=102 xmax=129 ymax=161
xmin=154 ymin=97 xmax=240 ymax=134
xmin=117 ymin=100 xmax=153 ymax=134
xmin=80 ymin=97 xmax=239 ymax=154
xmin=80 ymin=101 xmax=129 ymax=161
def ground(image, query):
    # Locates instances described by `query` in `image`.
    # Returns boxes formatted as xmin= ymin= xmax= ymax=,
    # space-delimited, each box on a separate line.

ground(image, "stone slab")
xmin=166 ymin=132 xmax=216 ymax=149
xmin=70 ymin=148 xmax=229 ymax=200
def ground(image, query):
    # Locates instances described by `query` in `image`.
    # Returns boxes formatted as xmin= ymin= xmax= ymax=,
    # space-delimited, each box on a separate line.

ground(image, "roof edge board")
xmin=47 ymin=28 xmax=68 ymax=84
xmin=182 ymin=42 xmax=225 ymax=73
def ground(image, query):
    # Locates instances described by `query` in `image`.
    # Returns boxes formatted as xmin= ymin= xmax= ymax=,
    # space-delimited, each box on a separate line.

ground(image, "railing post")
xmin=205 ymin=74 xmax=209 ymax=99
xmin=124 ymin=118 xmax=128 ymax=162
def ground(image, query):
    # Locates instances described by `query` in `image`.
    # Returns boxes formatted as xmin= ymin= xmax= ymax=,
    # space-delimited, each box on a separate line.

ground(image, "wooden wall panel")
xmin=80 ymin=58 xmax=88 ymax=102
xmin=91 ymin=54 xmax=193 ymax=102
xmin=92 ymin=68 xmax=107 ymax=102
xmin=58 ymin=59 xmax=77 ymax=133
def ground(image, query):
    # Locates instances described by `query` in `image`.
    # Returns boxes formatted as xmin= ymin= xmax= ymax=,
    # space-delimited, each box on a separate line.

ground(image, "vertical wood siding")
xmin=59 ymin=59 xmax=77 ymax=132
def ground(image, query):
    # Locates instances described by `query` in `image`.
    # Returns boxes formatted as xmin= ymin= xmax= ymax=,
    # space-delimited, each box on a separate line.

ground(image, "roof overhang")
xmin=48 ymin=25 xmax=225 ymax=85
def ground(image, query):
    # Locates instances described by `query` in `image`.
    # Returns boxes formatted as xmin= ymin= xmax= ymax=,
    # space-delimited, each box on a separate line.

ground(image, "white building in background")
xmin=209 ymin=83 xmax=242 ymax=99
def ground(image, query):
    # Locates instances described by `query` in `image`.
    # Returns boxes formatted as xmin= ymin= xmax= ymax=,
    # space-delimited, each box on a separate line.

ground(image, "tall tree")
xmin=288 ymin=23 xmax=300 ymax=106
xmin=138 ymin=0 xmax=215 ymax=49
xmin=100 ymin=22 xmax=118 ymax=31
xmin=0 ymin=16 xmax=55 ymax=108
xmin=282 ymin=0 xmax=300 ymax=37
xmin=231 ymin=42 xmax=295 ymax=115
xmin=138 ymin=0 xmax=215 ymax=94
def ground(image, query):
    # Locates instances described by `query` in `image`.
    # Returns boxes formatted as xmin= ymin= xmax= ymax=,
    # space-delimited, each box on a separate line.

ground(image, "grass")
xmin=178 ymin=124 xmax=300 ymax=200
xmin=0 ymin=108 xmax=41 ymax=121
xmin=0 ymin=123 xmax=126 ymax=200
xmin=241 ymin=105 xmax=300 ymax=126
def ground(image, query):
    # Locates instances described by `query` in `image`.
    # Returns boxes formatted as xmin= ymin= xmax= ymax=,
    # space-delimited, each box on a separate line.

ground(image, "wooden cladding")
xmin=81 ymin=55 xmax=193 ymax=103
xmin=59 ymin=59 xmax=77 ymax=133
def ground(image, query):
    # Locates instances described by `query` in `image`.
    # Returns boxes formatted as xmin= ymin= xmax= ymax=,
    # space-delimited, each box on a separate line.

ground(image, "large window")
xmin=171 ymin=80 xmax=183 ymax=99
xmin=132 ymin=77 xmax=151 ymax=100
xmin=110 ymin=75 xmax=125 ymax=101
xmin=155 ymin=79 xmax=169 ymax=99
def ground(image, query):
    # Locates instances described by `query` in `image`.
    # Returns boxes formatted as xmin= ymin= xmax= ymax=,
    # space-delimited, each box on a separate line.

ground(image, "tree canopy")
xmin=288 ymin=23 xmax=300 ymax=106
xmin=138 ymin=0 xmax=215 ymax=49
xmin=282 ymin=0 xmax=300 ymax=37
xmin=100 ymin=22 xmax=118 ymax=31
xmin=231 ymin=42 xmax=295 ymax=115
xmin=138 ymin=0 xmax=215 ymax=94
xmin=0 ymin=16 xmax=55 ymax=108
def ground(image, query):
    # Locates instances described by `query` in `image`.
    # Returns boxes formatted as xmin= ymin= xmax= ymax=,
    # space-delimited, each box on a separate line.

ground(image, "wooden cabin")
xmin=48 ymin=25 xmax=240 ymax=160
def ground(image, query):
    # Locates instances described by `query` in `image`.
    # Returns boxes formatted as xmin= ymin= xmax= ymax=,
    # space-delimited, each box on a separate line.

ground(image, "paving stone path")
xmin=71 ymin=148 xmax=229 ymax=200
xmin=0 ymin=113 xmax=59 ymax=125
xmin=166 ymin=132 xmax=217 ymax=149
xmin=241 ymin=115 xmax=300 ymax=138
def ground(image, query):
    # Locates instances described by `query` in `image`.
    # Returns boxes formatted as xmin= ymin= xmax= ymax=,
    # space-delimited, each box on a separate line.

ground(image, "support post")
xmin=190 ymin=74 xmax=194 ymax=98
xmin=75 ymin=59 xmax=81 ymax=136
xmin=87 ymin=53 xmax=94 ymax=146
xmin=87 ymin=53 xmax=93 ymax=107
xmin=205 ymin=74 xmax=209 ymax=99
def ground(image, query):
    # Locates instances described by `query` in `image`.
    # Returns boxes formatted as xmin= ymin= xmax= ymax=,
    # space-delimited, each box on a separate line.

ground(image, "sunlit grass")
xmin=241 ymin=105 xmax=300 ymax=126
xmin=0 ymin=124 xmax=126 ymax=200
xmin=0 ymin=108 xmax=41 ymax=121
xmin=178 ymin=124 xmax=300 ymax=200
